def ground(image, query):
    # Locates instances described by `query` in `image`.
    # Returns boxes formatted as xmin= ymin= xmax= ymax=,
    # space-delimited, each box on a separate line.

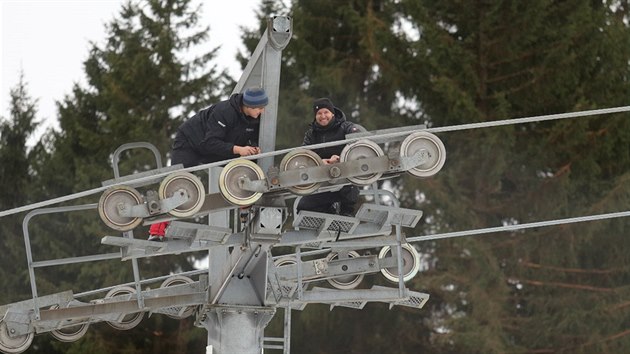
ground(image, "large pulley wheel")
xmin=160 ymin=276 xmax=196 ymax=319
xmin=0 ymin=320 xmax=33 ymax=354
xmin=273 ymin=256 xmax=309 ymax=293
xmin=49 ymin=305 xmax=89 ymax=342
xmin=279 ymin=149 xmax=323 ymax=195
xmin=219 ymin=159 xmax=265 ymax=206
xmin=274 ymin=256 xmax=298 ymax=267
xmin=98 ymin=186 xmax=144 ymax=231
xmin=326 ymin=251 xmax=364 ymax=290
xmin=340 ymin=139 xmax=384 ymax=185
xmin=158 ymin=171 xmax=205 ymax=218
xmin=400 ymin=131 xmax=446 ymax=177
xmin=105 ymin=286 xmax=144 ymax=331
xmin=378 ymin=243 xmax=421 ymax=283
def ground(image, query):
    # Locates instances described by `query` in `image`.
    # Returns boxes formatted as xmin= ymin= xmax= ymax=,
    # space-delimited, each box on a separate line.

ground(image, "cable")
xmin=1 ymin=105 xmax=629 ymax=218
xmin=406 ymin=210 xmax=630 ymax=243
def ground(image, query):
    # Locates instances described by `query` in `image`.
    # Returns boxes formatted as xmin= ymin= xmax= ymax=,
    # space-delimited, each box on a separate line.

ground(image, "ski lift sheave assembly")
xmin=0 ymin=16 xmax=444 ymax=354
xmin=0 ymin=129 xmax=444 ymax=354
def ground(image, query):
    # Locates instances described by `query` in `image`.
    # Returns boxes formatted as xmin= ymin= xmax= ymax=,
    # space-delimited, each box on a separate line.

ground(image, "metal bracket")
xmin=117 ymin=189 xmax=189 ymax=218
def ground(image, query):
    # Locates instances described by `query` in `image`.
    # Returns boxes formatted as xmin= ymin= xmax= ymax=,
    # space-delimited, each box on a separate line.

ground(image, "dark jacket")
xmin=302 ymin=107 xmax=363 ymax=158
xmin=176 ymin=93 xmax=260 ymax=163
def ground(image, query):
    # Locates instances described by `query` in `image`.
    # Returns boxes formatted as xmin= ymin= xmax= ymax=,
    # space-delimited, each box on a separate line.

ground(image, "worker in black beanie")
xmin=296 ymin=97 xmax=365 ymax=216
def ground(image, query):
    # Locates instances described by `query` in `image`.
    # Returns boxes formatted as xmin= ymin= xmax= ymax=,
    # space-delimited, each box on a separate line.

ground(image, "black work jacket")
xmin=177 ymin=94 xmax=260 ymax=163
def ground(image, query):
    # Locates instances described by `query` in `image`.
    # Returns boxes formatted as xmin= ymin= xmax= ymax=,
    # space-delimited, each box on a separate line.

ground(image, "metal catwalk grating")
xmin=332 ymin=301 xmax=366 ymax=309
xmin=293 ymin=211 xmax=360 ymax=234
xmin=327 ymin=219 xmax=354 ymax=233
xmin=391 ymin=292 xmax=430 ymax=309
xmin=298 ymin=215 xmax=325 ymax=230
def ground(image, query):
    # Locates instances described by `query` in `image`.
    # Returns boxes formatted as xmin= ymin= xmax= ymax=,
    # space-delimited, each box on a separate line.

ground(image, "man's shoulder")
xmin=206 ymin=99 xmax=239 ymax=120
xmin=342 ymin=120 xmax=366 ymax=133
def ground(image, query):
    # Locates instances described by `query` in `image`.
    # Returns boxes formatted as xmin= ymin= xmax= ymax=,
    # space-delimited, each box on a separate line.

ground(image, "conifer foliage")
xmin=1 ymin=0 xmax=629 ymax=353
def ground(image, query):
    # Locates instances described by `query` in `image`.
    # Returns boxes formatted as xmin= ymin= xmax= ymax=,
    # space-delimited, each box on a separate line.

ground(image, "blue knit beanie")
xmin=242 ymin=87 xmax=269 ymax=108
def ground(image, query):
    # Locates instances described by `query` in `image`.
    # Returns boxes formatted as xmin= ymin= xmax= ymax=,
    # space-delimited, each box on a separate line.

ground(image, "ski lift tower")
xmin=0 ymin=15 xmax=444 ymax=354
xmin=200 ymin=15 xmax=293 ymax=353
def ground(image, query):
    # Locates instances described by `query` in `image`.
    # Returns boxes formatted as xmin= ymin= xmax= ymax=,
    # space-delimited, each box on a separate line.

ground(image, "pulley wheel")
xmin=0 ymin=320 xmax=35 ymax=353
xmin=105 ymin=286 xmax=144 ymax=331
xmin=160 ymin=275 xmax=195 ymax=319
xmin=158 ymin=171 xmax=205 ymax=218
xmin=219 ymin=159 xmax=265 ymax=206
xmin=273 ymin=256 xmax=310 ymax=292
xmin=400 ymin=131 xmax=446 ymax=177
xmin=378 ymin=243 xmax=421 ymax=283
xmin=0 ymin=320 xmax=33 ymax=354
xmin=279 ymin=149 xmax=323 ymax=195
xmin=49 ymin=304 xmax=89 ymax=342
xmin=326 ymin=251 xmax=364 ymax=290
xmin=98 ymin=186 xmax=144 ymax=231
xmin=340 ymin=139 xmax=384 ymax=185
xmin=274 ymin=256 xmax=297 ymax=267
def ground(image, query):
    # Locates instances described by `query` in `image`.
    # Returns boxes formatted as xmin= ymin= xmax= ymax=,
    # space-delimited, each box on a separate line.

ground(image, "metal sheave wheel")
xmin=279 ymin=149 xmax=323 ymax=195
xmin=160 ymin=275 xmax=196 ymax=319
xmin=274 ymin=256 xmax=298 ymax=267
xmin=400 ymin=131 xmax=446 ymax=177
xmin=105 ymin=286 xmax=144 ymax=331
xmin=98 ymin=186 xmax=144 ymax=231
xmin=378 ymin=243 xmax=421 ymax=283
xmin=218 ymin=159 xmax=265 ymax=206
xmin=158 ymin=171 xmax=205 ymax=218
xmin=326 ymin=251 xmax=364 ymax=290
xmin=49 ymin=304 xmax=89 ymax=342
xmin=0 ymin=320 xmax=33 ymax=354
xmin=339 ymin=139 xmax=384 ymax=185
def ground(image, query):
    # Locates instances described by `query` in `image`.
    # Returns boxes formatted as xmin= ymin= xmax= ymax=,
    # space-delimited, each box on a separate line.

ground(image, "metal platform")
xmin=292 ymin=210 xmax=359 ymax=234
xmin=355 ymin=203 xmax=423 ymax=228
xmin=270 ymin=286 xmax=430 ymax=311
xmin=100 ymin=230 xmax=243 ymax=261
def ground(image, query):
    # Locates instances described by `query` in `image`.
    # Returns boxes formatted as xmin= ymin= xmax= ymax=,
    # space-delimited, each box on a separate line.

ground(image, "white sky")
xmin=0 ymin=0 xmax=260 ymax=139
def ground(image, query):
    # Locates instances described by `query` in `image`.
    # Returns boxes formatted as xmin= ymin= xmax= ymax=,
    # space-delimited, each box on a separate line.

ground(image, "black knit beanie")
xmin=313 ymin=98 xmax=335 ymax=114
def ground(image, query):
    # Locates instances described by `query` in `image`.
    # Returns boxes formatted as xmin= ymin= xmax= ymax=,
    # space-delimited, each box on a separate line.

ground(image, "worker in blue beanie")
xmin=170 ymin=86 xmax=268 ymax=167
xmin=149 ymin=87 xmax=268 ymax=241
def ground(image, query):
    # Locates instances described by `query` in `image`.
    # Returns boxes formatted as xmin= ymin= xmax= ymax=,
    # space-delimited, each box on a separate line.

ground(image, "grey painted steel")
xmin=73 ymin=268 xmax=208 ymax=298
xmin=102 ymin=164 xmax=182 ymax=187
xmin=202 ymin=17 xmax=292 ymax=353
xmin=208 ymin=166 xmax=229 ymax=228
xmin=200 ymin=306 xmax=276 ymax=354
xmin=233 ymin=16 xmax=292 ymax=173
xmin=111 ymin=142 xmax=163 ymax=179
xmin=22 ymin=204 xmax=99 ymax=320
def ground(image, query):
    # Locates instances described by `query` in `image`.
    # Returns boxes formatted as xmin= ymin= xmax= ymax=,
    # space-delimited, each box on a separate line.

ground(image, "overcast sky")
xmin=1 ymin=0 xmax=260 ymax=140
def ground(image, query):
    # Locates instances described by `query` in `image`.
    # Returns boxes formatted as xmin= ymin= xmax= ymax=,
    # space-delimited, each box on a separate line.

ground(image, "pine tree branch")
xmin=520 ymin=260 xmax=619 ymax=274
xmin=558 ymin=329 xmax=630 ymax=353
xmin=520 ymin=279 xmax=614 ymax=292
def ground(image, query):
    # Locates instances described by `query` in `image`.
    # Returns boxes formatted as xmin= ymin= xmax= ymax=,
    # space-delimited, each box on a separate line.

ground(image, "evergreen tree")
xmin=247 ymin=1 xmax=630 ymax=353
xmin=0 ymin=74 xmax=40 ymax=303
xmin=391 ymin=1 xmax=630 ymax=353
xmin=13 ymin=0 xmax=228 ymax=352
xmin=3 ymin=0 xmax=628 ymax=352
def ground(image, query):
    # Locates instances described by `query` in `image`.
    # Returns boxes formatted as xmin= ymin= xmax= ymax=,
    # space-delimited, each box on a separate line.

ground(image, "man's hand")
xmin=322 ymin=154 xmax=340 ymax=165
xmin=234 ymin=145 xmax=261 ymax=156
